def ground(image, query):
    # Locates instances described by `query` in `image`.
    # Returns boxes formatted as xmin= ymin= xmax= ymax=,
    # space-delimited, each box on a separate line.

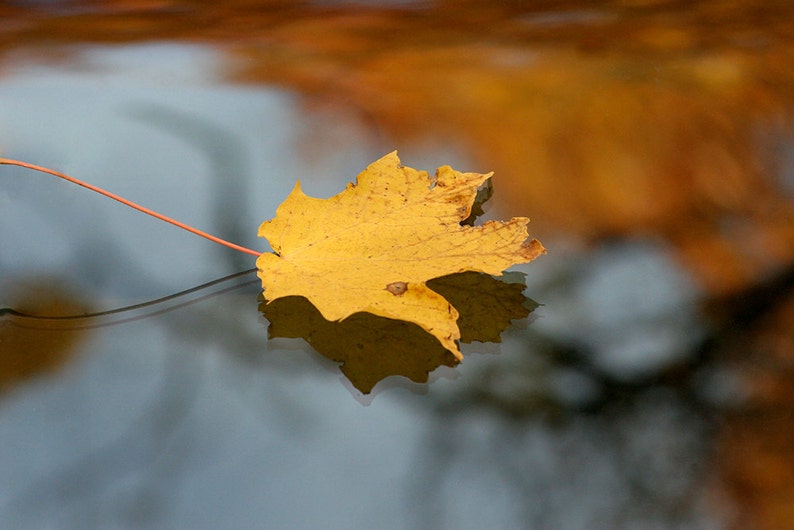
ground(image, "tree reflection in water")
xmin=413 ymin=388 xmax=716 ymax=529
xmin=406 ymin=241 xmax=723 ymax=528
xmin=2 ymin=1 xmax=794 ymax=528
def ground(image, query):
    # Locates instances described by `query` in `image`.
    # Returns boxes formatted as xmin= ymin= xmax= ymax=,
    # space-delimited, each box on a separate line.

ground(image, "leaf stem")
xmin=0 ymin=158 xmax=261 ymax=257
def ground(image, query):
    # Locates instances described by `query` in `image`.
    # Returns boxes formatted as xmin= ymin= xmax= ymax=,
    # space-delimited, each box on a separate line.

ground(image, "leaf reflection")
xmin=259 ymin=271 xmax=537 ymax=394
xmin=1 ymin=268 xmax=258 ymax=327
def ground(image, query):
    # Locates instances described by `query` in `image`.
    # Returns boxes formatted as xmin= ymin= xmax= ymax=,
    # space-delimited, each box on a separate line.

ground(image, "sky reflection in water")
xmin=1 ymin=43 xmax=727 ymax=529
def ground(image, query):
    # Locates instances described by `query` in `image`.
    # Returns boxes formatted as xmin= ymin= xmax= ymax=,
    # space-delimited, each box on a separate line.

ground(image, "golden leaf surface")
xmin=256 ymin=152 xmax=545 ymax=358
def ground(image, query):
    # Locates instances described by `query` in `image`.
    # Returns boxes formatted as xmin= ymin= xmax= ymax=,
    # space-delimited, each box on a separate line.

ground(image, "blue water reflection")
xmin=1 ymin=43 xmax=728 ymax=529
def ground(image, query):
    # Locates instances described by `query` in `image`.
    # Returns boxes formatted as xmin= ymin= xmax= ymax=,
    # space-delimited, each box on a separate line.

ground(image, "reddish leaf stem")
xmin=0 ymin=158 xmax=261 ymax=257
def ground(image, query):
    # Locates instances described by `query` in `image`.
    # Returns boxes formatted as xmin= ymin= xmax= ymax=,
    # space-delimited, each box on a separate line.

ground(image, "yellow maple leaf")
xmin=256 ymin=151 xmax=545 ymax=359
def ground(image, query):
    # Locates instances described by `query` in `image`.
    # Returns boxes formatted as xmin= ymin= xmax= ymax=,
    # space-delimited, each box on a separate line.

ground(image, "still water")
xmin=0 ymin=35 xmax=758 ymax=530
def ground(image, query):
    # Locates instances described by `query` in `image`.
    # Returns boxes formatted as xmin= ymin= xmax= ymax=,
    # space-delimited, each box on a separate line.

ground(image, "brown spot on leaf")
xmin=386 ymin=281 xmax=408 ymax=295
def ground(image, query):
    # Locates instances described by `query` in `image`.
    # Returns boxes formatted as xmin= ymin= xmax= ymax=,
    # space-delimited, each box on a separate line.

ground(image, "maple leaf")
xmin=256 ymin=151 xmax=545 ymax=359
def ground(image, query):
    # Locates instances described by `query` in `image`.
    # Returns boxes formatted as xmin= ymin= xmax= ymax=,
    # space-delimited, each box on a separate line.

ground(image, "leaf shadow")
xmin=259 ymin=271 xmax=538 ymax=396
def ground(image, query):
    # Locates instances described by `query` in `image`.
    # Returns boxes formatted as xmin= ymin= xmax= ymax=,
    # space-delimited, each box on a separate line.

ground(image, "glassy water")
xmin=2 ymin=4 xmax=792 ymax=528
